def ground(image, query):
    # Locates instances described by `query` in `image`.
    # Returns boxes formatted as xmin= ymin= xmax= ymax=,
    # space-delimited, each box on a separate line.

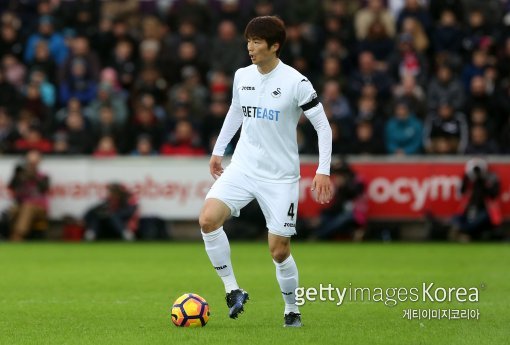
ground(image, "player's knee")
xmin=199 ymin=210 xmax=222 ymax=232
xmin=270 ymin=246 xmax=290 ymax=263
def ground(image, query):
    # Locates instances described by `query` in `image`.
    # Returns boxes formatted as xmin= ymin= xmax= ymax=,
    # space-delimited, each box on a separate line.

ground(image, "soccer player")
xmin=199 ymin=16 xmax=332 ymax=327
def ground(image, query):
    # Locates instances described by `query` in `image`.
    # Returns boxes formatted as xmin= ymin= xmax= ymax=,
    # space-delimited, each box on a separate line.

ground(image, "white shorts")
xmin=205 ymin=165 xmax=299 ymax=237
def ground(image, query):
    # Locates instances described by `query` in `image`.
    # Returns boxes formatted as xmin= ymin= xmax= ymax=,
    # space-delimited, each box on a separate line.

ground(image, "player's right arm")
xmin=209 ymin=70 xmax=244 ymax=179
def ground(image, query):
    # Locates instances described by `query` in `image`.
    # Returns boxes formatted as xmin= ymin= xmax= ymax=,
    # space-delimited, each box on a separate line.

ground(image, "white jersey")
xmin=213 ymin=61 xmax=331 ymax=183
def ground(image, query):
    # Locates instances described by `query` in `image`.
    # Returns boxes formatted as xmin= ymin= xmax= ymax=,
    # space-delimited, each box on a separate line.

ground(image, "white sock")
xmin=274 ymin=254 xmax=300 ymax=315
xmin=202 ymin=227 xmax=239 ymax=293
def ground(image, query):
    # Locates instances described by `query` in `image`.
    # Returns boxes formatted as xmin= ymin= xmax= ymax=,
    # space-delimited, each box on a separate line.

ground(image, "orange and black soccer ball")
xmin=171 ymin=293 xmax=210 ymax=327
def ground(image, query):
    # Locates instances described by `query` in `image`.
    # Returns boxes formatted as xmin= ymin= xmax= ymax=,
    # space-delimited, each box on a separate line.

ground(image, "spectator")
xmin=349 ymin=51 xmax=392 ymax=102
xmin=124 ymin=105 xmax=163 ymax=153
xmin=109 ymin=39 xmax=137 ymax=91
xmin=385 ymin=100 xmax=423 ymax=155
xmin=23 ymin=82 xmax=50 ymax=124
xmin=400 ymin=17 xmax=429 ymax=54
xmin=462 ymin=49 xmax=489 ymax=91
xmin=201 ymin=99 xmax=229 ymax=154
xmin=55 ymin=97 xmax=82 ymax=122
xmin=59 ymin=35 xmax=100 ymax=84
xmin=351 ymin=119 xmax=385 ymax=155
xmin=313 ymin=161 xmax=367 ymax=241
xmin=61 ymin=110 xmax=94 ymax=154
xmin=13 ymin=124 xmax=53 ymax=154
xmin=316 ymin=55 xmax=346 ymax=94
xmin=167 ymin=66 xmax=208 ymax=117
xmin=462 ymin=9 xmax=495 ymax=59
xmin=428 ymin=0 xmax=464 ymax=24
xmin=0 ymin=20 xmax=24 ymax=60
xmin=355 ymin=0 xmax=395 ymax=40
xmin=7 ymin=150 xmax=50 ymax=241
xmin=170 ymin=40 xmax=208 ymax=85
xmin=52 ymin=131 xmax=70 ymax=155
xmin=355 ymin=95 xmax=385 ymax=135
xmin=0 ymin=108 xmax=16 ymax=153
xmin=396 ymin=0 xmax=432 ymax=34
xmin=93 ymin=135 xmax=118 ymax=157
xmin=207 ymin=69 xmax=231 ymax=102
xmin=165 ymin=101 xmax=197 ymax=132
xmin=2 ymin=0 xmax=510 ymax=161
xmin=65 ymin=0 xmax=100 ymax=36
xmin=163 ymin=20 xmax=208 ymax=81
xmin=286 ymin=0 xmax=321 ymax=25
xmin=467 ymin=106 xmax=496 ymax=139
xmin=0 ymin=69 xmax=23 ymax=115
xmin=432 ymin=9 xmax=463 ymax=55
xmin=110 ymin=17 xmax=138 ymax=48
xmin=131 ymin=134 xmax=157 ymax=156
xmin=393 ymin=74 xmax=426 ymax=118
xmin=451 ymin=158 xmax=501 ymax=242
xmin=132 ymin=67 xmax=167 ymax=106
xmin=464 ymin=125 xmax=499 ymax=154
xmin=24 ymin=15 xmax=68 ymax=65
xmin=465 ymin=75 xmax=500 ymax=127
xmin=90 ymin=16 xmax=116 ymax=66
xmin=423 ymin=102 xmax=469 ymax=154
xmin=83 ymin=183 xmax=138 ymax=241
xmin=166 ymin=0 xmax=213 ymax=34
xmin=387 ymin=33 xmax=428 ymax=87
xmin=2 ymin=54 xmax=27 ymax=90
xmin=321 ymin=80 xmax=352 ymax=120
xmin=59 ymin=57 xmax=97 ymax=105
xmin=357 ymin=19 xmax=395 ymax=63
xmin=28 ymin=40 xmax=57 ymax=84
xmin=160 ymin=119 xmax=206 ymax=156
xmin=85 ymin=83 xmax=128 ymax=126
xmin=330 ymin=121 xmax=352 ymax=155
xmin=92 ymin=105 xmax=123 ymax=149
xmin=210 ymin=19 xmax=246 ymax=75
xmin=140 ymin=15 xmax=166 ymax=41
xmin=99 ymin=67 xmax=123 ymax=93
xmin=138 ymin=39 xmax=163 ymax=71
xmin=29 ymin=69 xmax=56 ymax=109
xmin=427 ymin=64 xmax=465 ymax=112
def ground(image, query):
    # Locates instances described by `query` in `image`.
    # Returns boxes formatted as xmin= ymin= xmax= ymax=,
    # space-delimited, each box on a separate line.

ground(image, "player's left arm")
xmin=298 ymin=79 xmax=333 ymax=204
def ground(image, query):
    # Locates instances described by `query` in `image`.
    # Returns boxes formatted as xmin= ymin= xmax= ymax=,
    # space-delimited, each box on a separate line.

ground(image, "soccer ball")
xmin=171 ymin=293 xmax=210 ymax=327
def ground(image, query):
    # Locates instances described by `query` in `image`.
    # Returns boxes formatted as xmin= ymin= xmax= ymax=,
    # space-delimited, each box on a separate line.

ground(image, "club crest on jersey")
xmin=271 ymin=87 xmax=282 ymax=98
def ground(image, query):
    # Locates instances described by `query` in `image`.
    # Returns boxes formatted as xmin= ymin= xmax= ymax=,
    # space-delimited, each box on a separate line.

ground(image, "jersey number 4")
xmin=287 ymin=203 xmax=295 ymax=219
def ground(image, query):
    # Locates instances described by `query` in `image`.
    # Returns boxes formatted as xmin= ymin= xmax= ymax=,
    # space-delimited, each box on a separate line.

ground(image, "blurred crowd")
xmin=0 ymin=0 xmax=510 ymax=156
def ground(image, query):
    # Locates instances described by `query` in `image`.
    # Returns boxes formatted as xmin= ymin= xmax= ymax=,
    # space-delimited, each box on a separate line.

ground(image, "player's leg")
xmin=199 ymin=198 xmax=238 ymax=291
xmin=256 ymin=181 xmax=302 ymax=327
xmin=10 ymin=203 xmax=37 ymax=241
xmin=268 ymin=233 xmax=301 ymax=327
xmin=200 ymin=167 xmax=252 ymax=318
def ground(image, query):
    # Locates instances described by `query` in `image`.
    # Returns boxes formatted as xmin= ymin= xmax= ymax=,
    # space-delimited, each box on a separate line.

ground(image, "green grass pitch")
xmin=0 ymin=242 xmax=508 ymax=345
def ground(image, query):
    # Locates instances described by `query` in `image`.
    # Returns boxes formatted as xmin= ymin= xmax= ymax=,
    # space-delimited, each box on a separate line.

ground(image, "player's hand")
xmin=209 ymin=155 xmax=224 ymax=180
xmin=311 ymin=174 xmax=332 ymax=204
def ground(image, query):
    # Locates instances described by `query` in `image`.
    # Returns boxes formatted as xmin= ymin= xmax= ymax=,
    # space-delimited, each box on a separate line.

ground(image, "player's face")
xmin=247 ymin=37 xmax=277 ymax=66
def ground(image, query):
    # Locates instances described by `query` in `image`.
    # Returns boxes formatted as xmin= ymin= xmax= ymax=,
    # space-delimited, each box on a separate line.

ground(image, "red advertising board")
xmin=299 ymin=162 xmax=510 ymax=220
